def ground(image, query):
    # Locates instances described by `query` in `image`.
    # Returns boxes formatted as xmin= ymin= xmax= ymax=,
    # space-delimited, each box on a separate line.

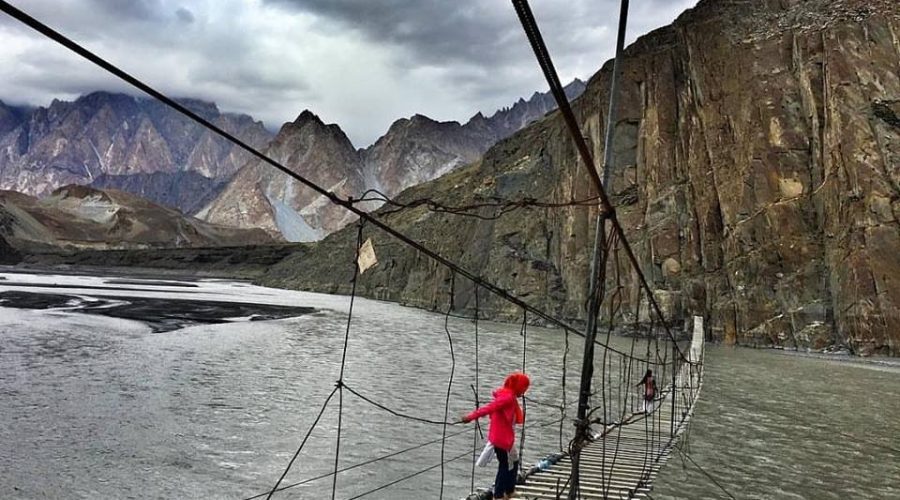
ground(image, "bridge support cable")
xmin=330 ymin=221 xmax=364 ymax=499
xmin=440 ymin=274 xmax=458 ymax=500
xmin=510 ymin=0 xmax=686 ymax=358
xmin=515 ymin=0 xmax=635 ymax=496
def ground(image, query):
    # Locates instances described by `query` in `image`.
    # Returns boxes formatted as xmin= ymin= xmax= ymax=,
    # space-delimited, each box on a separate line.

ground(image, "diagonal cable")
xmin=511 ymin=0 xmax=688 ymax=361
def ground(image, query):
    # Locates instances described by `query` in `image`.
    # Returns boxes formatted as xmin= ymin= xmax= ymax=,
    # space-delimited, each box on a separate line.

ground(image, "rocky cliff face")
xmin=204 ymin=80 xmax=586 ymax=240
xmin=260 ymin=0 xmax=900 ymax=356
xmin=0 ymin=92 xmax=271 ymax=213
xmin=0 ymin=186 xmax=272 ymax=250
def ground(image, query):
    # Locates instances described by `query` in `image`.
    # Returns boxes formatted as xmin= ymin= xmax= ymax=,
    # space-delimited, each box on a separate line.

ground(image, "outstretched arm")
xmin=463 ymin=393 xmax=513 ymax=422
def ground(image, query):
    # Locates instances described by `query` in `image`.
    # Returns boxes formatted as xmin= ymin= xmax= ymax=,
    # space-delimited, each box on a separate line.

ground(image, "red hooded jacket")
xmin=464 ymin=372 xmax=530 ymax=451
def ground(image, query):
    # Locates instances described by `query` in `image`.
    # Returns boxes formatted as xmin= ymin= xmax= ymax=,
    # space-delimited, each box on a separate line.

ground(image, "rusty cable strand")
xmin=354 ymin=188 xmax=605 ymax=221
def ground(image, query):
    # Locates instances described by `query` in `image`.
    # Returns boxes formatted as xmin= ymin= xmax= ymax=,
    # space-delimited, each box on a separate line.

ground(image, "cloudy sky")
xmin=0 ymin=0 xmax=695 ymax=147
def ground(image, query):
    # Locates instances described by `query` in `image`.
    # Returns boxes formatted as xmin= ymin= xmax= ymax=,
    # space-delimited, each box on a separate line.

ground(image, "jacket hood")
xmin=503 ymin=372 xmax=530 ymax=397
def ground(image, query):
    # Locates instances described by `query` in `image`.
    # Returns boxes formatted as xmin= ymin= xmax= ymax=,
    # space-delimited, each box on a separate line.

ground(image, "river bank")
xmin=5 ymin=261 xmax=897 ymax=362
xmin=10 ymin=243 xmax=300 ymax=280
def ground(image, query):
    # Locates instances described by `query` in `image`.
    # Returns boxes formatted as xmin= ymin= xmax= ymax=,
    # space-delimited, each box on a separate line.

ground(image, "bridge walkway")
xmin=513 ymin=317 xmax=706 ymax=499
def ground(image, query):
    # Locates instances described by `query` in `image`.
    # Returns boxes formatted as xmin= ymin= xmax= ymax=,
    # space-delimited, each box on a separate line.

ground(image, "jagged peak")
xmin=294 ymin=109 xmax=323 ymax=124
xmin=289 ymin=110 xmax=347 ymax=137
xmin=384 ymin=113 xmax=436 ymax=131
xmin=409 ymin=113 xmax=440 ymax=124
xmin=272 ymin=109 xmax=357 ymax=150
xmin=277 ymin=110 xmax=325 ymax=135
xmin=75 ymin=91 xmax=140 ymax=108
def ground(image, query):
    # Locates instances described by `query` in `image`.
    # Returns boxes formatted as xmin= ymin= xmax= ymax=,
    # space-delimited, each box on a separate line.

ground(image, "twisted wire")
xmin=331 ymin=221 xmax=365 ymax=499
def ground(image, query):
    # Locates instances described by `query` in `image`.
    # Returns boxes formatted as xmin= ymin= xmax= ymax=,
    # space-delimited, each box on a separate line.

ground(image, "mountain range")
xmin=0 ymin=93 xmax=271 ymax=214
xmin=200 ymin=79 xmax=585 ymax=241
xmin=0 ymin=80 xmax=586 ymax=242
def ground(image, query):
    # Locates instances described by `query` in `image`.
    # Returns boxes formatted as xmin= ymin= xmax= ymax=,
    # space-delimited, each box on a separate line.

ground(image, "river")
xmin=1 ymin=270 xmax=897 ymax=499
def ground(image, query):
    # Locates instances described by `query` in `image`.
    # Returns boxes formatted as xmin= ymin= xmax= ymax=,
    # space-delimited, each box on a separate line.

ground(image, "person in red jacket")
xmin=462 ymin=372 xmax=530 ymax=500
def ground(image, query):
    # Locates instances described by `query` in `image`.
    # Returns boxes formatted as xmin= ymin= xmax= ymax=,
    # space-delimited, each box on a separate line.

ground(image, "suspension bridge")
xmin=510 ymin=317 xmax=705 ymax=499
xmin=0 ymin=0 xmax=713 ymax=498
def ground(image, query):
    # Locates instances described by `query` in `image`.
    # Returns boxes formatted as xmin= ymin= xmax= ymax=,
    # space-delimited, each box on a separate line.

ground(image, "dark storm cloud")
xmin=175 ymin=7 xmax=194 ymax=24
xmin=16 ymin=50 xmax=124 ymax=92
xmin=263 ymin=0 xmax=696 ymax=109
xmin=267 ymin=0 xmax=518 ymax=66
xmin=266 ymin=0 xmax=691 ymax=67
xmin=0 ymin=0 xmax=696 ymax=146
xmin=86 ymin=0 xmax=166 ymax=22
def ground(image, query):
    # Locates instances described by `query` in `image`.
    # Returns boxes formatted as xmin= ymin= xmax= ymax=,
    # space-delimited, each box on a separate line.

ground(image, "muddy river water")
xmin=1 ymin=271 xmax=897 ymax=499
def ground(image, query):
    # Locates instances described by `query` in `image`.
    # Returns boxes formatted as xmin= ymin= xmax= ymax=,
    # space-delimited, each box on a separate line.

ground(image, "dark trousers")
xmin=494 ymin=448 xmax=519 ymax=498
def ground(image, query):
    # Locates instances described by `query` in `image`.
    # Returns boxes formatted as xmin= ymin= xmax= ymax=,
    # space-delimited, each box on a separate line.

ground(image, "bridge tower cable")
xmin=509 ymin=0 xmax=686 ymax=358
xmin=510 ymin=0 xmax=632 ymax=497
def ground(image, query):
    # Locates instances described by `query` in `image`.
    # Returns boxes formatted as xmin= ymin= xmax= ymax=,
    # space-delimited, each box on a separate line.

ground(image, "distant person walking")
xmin=637 ymin=369 xmax=656 ymax=414
xmin=462 ymin=372 xmax=531 ymax=500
